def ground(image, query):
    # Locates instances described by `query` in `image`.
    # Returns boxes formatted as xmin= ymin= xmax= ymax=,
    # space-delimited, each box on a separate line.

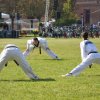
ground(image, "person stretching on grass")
xmin=62 ymin=32 xmax=100 ymax=77
xmin=23 ymin=37 xmax=60 ymax=60
xmin=0 ymin=44 xmax=39 ymax=80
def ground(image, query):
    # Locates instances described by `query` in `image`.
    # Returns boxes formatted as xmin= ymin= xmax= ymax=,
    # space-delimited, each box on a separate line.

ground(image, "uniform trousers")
xmin=0 ymin=47 xmax=37 ymax=79
xmin=69 ymin=53 xmax=100 ymax=76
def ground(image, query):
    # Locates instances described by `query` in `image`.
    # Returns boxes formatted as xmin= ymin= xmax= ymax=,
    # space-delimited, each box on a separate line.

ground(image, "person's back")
xmin=80 ymin=40 xmax=98 ymax=61
xmin=27 ymin=37 xmax=47 ymax=48
xmin=0 ymin=44 xmax=39 ymax=80
xmin=37 ymin=37 xmax=48 ymax=48
xmin=84 ymin=40 xmax=98 ymax=55
xmin=4 ymin=44 xmax=18 ymax=49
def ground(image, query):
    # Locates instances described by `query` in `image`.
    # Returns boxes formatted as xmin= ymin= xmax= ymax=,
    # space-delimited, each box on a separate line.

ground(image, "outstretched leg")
xmin=42 ymin=47 xmax=60 ymax=60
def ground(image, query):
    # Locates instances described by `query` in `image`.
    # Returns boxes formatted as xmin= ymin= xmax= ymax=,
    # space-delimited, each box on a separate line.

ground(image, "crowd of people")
xmin=39 ymin=25 xmax=100 ymax=38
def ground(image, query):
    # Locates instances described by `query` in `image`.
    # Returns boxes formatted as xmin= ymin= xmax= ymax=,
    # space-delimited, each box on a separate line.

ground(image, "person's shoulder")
xmin=80 ymin=40 xmax=84 ymax=44
xmin=81 ymin=40 xmax=89 ymax=43
xmin=80 ymin=40 xmax=85 ymax=46
xmin=27 ymin=39 xmax=33 ymax=43
xmin=37 ymin=37 xmax=45 ymax=40
xmin=27 ymin=39 xmax=31 ymax=42
xmin=84 ymin=40 xmax=93 ymax=44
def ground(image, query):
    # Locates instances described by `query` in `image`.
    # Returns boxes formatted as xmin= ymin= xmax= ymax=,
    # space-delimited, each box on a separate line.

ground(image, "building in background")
xmin=74 ymin=0 xmax=100 ymax=26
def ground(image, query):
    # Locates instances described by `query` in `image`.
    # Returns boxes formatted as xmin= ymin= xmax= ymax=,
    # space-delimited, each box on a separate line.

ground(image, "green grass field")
xmin=0 ymin=37 xmax=100 ymax=100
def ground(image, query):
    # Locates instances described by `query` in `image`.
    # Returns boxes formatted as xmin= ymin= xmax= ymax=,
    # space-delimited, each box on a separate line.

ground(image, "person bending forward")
xmin=23 ymin=37 xmax=60 ymax=60
xmin=0 ymin=44 xmax=39 ymax=80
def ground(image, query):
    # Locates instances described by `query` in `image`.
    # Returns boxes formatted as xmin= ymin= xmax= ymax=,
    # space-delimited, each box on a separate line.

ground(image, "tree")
xmin=0 ymin=0 xmax=76 ymax=21
xmin=63 ymin=0 xmax=73 ymax=17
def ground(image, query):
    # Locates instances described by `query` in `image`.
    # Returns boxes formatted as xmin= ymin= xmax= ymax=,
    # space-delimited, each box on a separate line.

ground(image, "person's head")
xmin=32 ymin=37 xmax=39 ymax=47
xmin=82 ymin=32 xmax=89 ymax=40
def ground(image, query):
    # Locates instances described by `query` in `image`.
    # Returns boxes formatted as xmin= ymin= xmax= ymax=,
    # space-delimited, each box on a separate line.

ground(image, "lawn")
xmin=0 ymin=37 xmax=100 ymax=100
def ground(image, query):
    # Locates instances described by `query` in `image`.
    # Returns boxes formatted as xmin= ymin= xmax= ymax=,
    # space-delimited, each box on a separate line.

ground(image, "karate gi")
xmin=0 ymin=44 xmax=39 ymax=79
xmin=23 ymin=37 xmax=60 ymax=59
xmin=68 ymin=40 xmax=100 ymax=76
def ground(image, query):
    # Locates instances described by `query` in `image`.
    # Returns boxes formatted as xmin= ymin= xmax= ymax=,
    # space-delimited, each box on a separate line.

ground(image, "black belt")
xmin=5 ymin=46 xmax=18 ymax=49
xmin=88 ymin=51 xmax=98 ymax=55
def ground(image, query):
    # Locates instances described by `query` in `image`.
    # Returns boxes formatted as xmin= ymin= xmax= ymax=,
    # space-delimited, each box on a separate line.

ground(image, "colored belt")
xmin=5 ymin=46 xmax=18 ymax=49
xmin=88 ymin=51 xmax=98 ymax=55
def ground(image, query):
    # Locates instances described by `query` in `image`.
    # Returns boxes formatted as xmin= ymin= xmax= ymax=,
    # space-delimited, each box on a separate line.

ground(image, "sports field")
xmin=0 ymin=37 xmax=99 ymax=100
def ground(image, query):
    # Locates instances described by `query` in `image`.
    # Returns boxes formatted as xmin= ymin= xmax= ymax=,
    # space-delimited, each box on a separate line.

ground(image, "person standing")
xmin=0 ymin=44 xmax=39 ymax=80
xmin=62 ymin=32 xmax=100 ymax=77
xmin=23 ymin=37 xmax=60 ymax=60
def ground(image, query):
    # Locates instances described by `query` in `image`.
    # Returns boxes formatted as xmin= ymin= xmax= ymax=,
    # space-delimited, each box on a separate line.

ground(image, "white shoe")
xmin=61 ymin=73 xmax=72 ymax=77
xmin=55 ymin=56 xmax=61 ymax=60
xmin=66 ymin=73 xmax=72 ymax=77
xmin=34 ymin=76 xmax=40 ymax=79
xmin=57 ymin=58 xmax=61 ymax=60
xmin=31 ymin=76 xmax=40 ymax=80
xmin=61 ymin=74 xmax=66 ymax=77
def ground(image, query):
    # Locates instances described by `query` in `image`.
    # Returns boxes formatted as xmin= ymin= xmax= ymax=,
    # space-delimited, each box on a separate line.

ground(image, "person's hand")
xmin=89 ymin=64 xmax=92 ymax=68
xmin=46 ymin=47 xmax=50 ymax=50
xmin=5 ymin=63 xmax=8 ymax=67
xmin=39 ymin=47 xmax=41 ymax=54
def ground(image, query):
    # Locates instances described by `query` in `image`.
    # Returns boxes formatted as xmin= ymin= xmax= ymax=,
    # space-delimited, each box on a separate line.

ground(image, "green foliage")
xmin=63 ymin=0 xmax=74 ymax=14
xmin=0 ymin=38 xmax=100 ymax=100
xmin=54 ymin=0 xmax=78 ymax=26
xmin=63 ymin=0 xmax=72 ymax=14
xmin=0 ymin=0 xmax=45 ymax=18
xmin=0 ymin=0 xmax=76 ymax=20
xmin=54 ymin=17 xmax=76 ymax=26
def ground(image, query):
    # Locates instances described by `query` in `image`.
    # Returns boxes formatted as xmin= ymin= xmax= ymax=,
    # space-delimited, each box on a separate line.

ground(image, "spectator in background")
xmin=2 ymin=22 xmax=8 ymax=38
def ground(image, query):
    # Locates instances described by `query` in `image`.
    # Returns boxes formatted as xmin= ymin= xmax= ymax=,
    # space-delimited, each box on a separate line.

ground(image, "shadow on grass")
xmin=87 ymin=74 xmax=100 ymax=77
xmin=32 ymin=78 xmax=56 ymax=82
xmin=0 ymin=78 xmax=56 ymax=82
xmin=32 ymin=58 xmax=69 ymax=61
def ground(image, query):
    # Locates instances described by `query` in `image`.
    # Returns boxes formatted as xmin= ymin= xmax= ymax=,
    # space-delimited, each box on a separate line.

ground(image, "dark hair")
xmin=82 ymin=32 xmax=88 ymax=39
xmin=33 ymin=37 xmax=39 ymax=47
xmin=33 ymin=37 xmax=38 ymax=41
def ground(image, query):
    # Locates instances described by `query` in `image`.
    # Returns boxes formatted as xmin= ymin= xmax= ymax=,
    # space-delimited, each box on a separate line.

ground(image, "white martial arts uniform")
xmin=0 ymin=44 xmax=39 ymax=79
xmin=68 ymin=40 xmax=100 ymax=76
xmin=23 ymin=37 xmax=60 ymax=59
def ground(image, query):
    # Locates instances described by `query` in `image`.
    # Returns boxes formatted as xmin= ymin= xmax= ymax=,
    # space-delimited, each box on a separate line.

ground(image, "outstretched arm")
xmin=89 ymin=64 xmax=92 ymax=68
xmin=14 ymin=60 xmax=19 ymax=66
xmin=5 ymin=60 xmax=19 ymax=67
xmin=39 ymin=47 xmax=41 ymax=54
